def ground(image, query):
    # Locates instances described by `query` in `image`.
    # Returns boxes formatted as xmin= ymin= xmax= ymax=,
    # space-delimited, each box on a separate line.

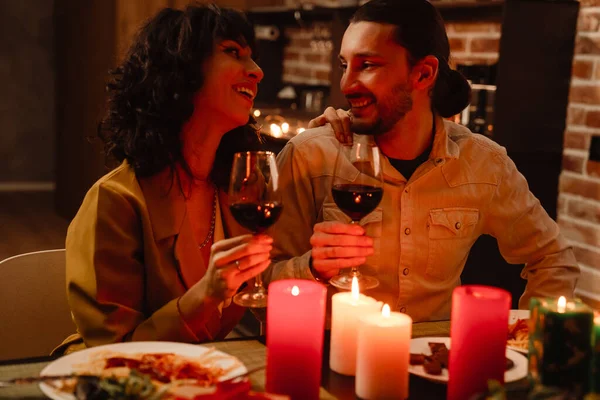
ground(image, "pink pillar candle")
xmin=448 ymin=285 xmax=511 ymax=400
xmin=266 ymin=280 xmax=327 ymax=400
xmin=355 ymin=304 xmax=412 ymax=399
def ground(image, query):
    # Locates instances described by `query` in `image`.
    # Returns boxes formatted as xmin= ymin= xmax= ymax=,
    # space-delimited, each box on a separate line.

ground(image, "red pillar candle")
xmin=448 ymin=285 xmax=511 ymax=400
xmin=266 ymin=280 xmax=327 ymax=400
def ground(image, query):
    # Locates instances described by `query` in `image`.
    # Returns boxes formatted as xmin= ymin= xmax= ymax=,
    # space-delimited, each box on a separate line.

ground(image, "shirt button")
xmin=403 ymin=268 xmax=409 ymax=276
xmin=455 ymin=222 xmax=462 ymax=230
xmin=400 ymin=307 xmax=407 ymax=313
xmin=404 ymin=228 xmax=411 ymax=235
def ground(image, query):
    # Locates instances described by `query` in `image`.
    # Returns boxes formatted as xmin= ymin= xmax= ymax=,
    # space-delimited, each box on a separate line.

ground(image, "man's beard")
xmin=350 ymin=82 xmax=413 ymax=136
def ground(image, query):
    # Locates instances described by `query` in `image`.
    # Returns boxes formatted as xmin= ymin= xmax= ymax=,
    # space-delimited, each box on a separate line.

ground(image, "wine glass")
xmin=229 ymin=151 xmax=283 ymax=309
xmin=329 ymin=135 xmax=383 ymax=291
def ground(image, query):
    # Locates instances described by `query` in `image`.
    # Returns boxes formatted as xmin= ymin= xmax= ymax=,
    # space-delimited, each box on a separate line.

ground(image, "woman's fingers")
xmin=308 ymin=107 xmax=353 ymax=144
xmin=217 ymin=251 xmax=272 ymax=282
xmin=210 ymin=233 xmax=272 ymax=254
xmin=336 ymin=108 xmax=352 ymax=144
xmin=234 ymin=259 xmax=271 ymax=285
xmin=210 ymin=234 xmax=253 ymax=254
xmin=308 ymin=114 xmax=328 ymax=129
xmin=212 ymin=235 xmax=272 ymax=267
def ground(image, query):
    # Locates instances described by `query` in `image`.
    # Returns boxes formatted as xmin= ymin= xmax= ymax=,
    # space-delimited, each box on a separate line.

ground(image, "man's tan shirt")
xmin=266 ymin=118 xmax=579 ymax=322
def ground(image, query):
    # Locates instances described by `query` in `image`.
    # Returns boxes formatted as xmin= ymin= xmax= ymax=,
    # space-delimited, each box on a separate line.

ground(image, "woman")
xmin=56 ymin=4 xmax=270 ymax=354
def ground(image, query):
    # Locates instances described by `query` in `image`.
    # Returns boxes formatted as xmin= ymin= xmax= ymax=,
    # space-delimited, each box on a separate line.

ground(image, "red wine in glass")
xmin=229 ymin=202 xmax=283 ymax=233
xmin=331 ymin=184 xmax=383 ymax=222
xmin=329 ymin=136 xmax=383 ymax=291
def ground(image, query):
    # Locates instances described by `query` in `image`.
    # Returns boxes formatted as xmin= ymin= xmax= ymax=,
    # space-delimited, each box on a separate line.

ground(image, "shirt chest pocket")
xmin=426 ymin=208 xmax=480 ymax=281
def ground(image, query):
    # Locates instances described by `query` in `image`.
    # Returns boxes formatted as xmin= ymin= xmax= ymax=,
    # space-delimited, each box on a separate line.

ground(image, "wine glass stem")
xmin=254 ymin=274 xmax=265 ymax=292
xmin=349 ymin=220 xmax=362 ymax=278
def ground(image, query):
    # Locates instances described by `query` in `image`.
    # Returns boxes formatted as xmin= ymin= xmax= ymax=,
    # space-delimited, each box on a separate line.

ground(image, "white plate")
xmin=507 ymin=309 xmax=531 ymax=354
xmin=408 ymin=337 xmax=528 ymax=384
xmin=39 ymin=341 xmax=247 ymax=400
xmin=508 ymin=309 xmax=530 ymax=325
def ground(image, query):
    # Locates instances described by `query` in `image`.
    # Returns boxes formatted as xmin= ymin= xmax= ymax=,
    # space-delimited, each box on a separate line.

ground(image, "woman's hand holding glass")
xmin=177 ymin=234 xmax=272 ymax=330
xmin=202 ymin=234 xmax=273 ymax=301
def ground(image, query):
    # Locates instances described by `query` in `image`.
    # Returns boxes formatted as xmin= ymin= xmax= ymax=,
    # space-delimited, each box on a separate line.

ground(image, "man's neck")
xmin=375 ymin=108 xmax=434 ymax=160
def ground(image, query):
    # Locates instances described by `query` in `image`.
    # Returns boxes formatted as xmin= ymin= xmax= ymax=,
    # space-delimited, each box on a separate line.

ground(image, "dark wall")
xmin=0 ymin=1 xmax=55 ymax=183
xmin=460 ymin=0 xmax=580 ymax=307
xmin=54 ymin=0 xmax=116 ymax=219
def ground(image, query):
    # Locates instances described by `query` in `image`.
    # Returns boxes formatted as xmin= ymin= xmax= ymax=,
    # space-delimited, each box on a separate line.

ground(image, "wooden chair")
xmin=0 ymin=249 xmax=76 ymax=361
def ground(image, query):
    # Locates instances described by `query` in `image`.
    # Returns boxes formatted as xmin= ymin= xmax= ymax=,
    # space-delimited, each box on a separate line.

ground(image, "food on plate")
xmin=49 ymin=349 xmax=243 ymax=399
xmin=409 ymin=342 xmax=449 ymax=376
xmin=410 ymin=342 xmax=515 ymax=376
xmin=507 ymin=318 xmax=529 ymax=350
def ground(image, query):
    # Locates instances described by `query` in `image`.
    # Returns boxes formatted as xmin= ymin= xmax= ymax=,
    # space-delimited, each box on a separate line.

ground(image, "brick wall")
xmin=560 ymin=1 xmax=600 ymax=306
xmin=282 ymin=17 xmax=600 ymax=305
xmin=282 ymin=23 xmax=332 ymax=86
xmin=281 ymin=21 xmax=501 ymax=86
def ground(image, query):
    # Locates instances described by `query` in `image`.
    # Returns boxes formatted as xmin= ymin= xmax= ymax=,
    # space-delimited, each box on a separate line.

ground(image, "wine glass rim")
xmin=234 ymin=150 xmax=275 ymax=157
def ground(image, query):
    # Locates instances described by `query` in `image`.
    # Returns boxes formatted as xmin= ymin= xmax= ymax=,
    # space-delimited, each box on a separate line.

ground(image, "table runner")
xmin=0 ymin=321 xmax=452 ymax=399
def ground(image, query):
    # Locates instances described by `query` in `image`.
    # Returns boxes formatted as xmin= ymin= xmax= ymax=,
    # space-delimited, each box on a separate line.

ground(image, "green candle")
xmin=529 ymin=297 xmax=594 ymax=396
xmin=593 ymin=314 xmax=600 ymax=394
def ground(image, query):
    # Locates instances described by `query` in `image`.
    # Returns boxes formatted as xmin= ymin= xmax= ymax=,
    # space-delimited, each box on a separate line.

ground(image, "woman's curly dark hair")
xmin=98 ymin=3 xmax=263 ymax=190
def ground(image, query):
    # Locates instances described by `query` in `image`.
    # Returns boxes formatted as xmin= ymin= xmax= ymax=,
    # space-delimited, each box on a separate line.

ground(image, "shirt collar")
xmin=137 ymin=165 xmax=188 ymax=242
xmin=430 ymin=116 xmax=460 ymax=162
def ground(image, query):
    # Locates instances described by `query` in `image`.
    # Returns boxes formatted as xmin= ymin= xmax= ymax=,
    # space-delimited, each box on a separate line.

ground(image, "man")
xmin=266 ymin=0 xmax=579 ymax=322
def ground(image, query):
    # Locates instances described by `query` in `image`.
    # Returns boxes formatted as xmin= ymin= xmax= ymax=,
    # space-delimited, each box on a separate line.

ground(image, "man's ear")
xmin=410 ymin=55 xmax=439 ymax=91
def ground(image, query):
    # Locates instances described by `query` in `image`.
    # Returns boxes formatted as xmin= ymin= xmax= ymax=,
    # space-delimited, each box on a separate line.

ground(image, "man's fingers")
xmin=312 ymin=257 xmax=367 ymax=274
xmin=313 ymin=221 xmax=366 ymax=235
xmin=310 ymin=231 xmax=373 ymax=248
xmin=312 ymin=246 xmax=374 ymax=260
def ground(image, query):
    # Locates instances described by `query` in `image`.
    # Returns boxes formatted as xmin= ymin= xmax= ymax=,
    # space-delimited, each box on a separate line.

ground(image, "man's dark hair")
xmin=98 ymin=3 xmax=262 ymax=189
xmin=352 ymin=0 xmax=471 ymax=118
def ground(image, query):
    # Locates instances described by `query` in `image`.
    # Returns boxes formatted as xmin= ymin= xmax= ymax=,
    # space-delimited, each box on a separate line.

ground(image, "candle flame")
xmin=253 ymin=109 xmax=261 ymax=117
xmin=291 ymin=286 xmax=300 ymax=296
xmin=351 ymin=276 xmax=359 ymax=301
xmin=281 ymin=122 xmax=290 ymax=134
xmin=557 ymin=296 xmax=567 ymax=313
xmin=595 ymin=314 xmax=600 ymax=325
xmin=296 ymin=127 xmax=306 ymax=134
xmin=382 ymin=303 xmax=391 ymax=318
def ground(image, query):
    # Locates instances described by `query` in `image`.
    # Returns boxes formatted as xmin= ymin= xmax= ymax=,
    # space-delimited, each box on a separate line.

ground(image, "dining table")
xmin=0 ymin=320 xmax=531 ymax=399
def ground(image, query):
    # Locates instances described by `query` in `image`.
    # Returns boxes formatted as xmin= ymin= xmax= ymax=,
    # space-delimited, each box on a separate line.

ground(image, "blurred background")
xmin=0 ymin=0 xmax=598 ymax=315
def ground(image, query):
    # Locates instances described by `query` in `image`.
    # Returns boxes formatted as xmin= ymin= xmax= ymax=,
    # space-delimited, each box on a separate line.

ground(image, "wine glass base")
xmin=233 ymin=290 xmax=268 ymax=308
xmin=330 ymin=273 xmax=379 ymax=291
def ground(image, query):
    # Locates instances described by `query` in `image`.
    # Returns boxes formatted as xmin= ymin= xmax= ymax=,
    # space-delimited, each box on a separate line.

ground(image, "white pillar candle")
xmin=330 ymin=277 xmax=381 ymax=376
xmin=356 ymin=304 xmax=413 ymax=400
